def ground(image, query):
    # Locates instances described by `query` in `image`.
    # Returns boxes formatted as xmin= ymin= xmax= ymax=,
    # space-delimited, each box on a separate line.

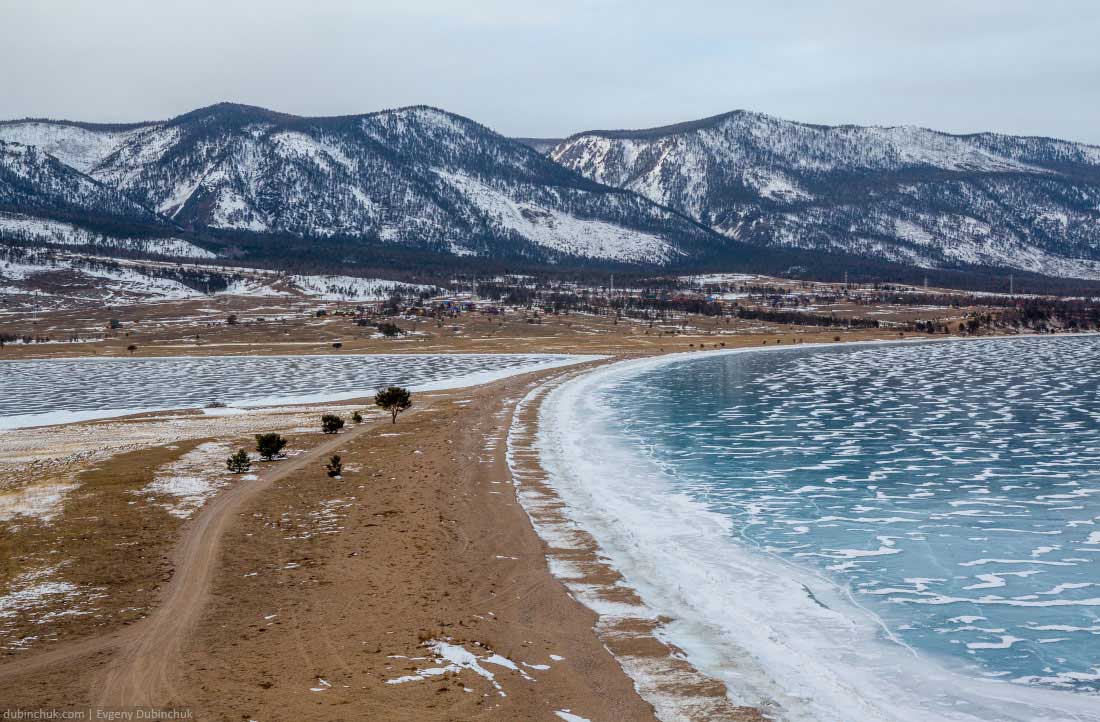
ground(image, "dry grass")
xmin=0 ymin=442 xmax=197 ymax=657
xmin=0 ymin=292 xmax=927 ymax=361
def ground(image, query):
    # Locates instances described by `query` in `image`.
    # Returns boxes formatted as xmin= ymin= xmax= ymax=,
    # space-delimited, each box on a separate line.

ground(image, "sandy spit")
xmin=0 ymin=364 xmax=759 ymax=721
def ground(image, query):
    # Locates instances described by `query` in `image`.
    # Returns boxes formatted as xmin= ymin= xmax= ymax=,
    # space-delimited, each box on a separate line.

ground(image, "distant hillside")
xmin=0 ymin=140 xmax=164 ymax=226
xmin=0 ymin=104 xmax=740 ymax=267
xmin=4 ymin=104 xmax=1100 ymax=286
xmin=550 ymin=110 xmax=1100 ymax=279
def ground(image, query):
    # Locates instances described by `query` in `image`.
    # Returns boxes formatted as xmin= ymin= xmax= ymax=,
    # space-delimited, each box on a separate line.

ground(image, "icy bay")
xmin=540 ymin=336 xmax=1100 ymax=721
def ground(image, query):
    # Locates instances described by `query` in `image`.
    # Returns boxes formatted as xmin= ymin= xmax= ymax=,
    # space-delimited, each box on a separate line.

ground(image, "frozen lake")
xmin=541 ymin=336 xmax=1100 ymax=722
xmin=0 ymin=353 xmax=597 ymax=429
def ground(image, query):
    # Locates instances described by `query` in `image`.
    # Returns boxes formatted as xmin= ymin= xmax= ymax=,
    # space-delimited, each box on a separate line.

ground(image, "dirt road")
xmin=0 ymin=414 xmax=385 ymax=706
xmin=96 ymin=419 xmax=387 ymax=707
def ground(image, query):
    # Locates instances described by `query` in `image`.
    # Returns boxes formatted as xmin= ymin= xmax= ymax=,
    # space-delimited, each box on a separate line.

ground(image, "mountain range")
xmin=0 ymin=104 xmax=736 ymax=271
xmin=2 ymin=103 xmax=1100 ymax=284
xmin=542 ymin=111 xmax=1100 ymax=280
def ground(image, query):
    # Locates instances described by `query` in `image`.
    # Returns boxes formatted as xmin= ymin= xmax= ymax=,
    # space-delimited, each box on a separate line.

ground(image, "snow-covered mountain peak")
xmin=0 ymin=103 xmax=729 ymax=267
xmin=7 ymin=102 xmax=1100 ymax=279
xmin=550 ymin=110 xmax=1100 ymax=279
xmin=0 ymin=120 xmax=151 ymax=173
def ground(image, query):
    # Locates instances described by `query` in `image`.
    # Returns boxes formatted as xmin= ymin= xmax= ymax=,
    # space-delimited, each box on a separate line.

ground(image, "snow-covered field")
xmin=0 ymin=248 xmax=443 ymax=308
xmin=0 ymin=253 xmax=207 ymax=302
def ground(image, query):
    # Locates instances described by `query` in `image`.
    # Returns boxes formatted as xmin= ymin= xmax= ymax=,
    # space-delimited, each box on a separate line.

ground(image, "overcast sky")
xmin=2 ymin=0 xmax=1098 ymax=143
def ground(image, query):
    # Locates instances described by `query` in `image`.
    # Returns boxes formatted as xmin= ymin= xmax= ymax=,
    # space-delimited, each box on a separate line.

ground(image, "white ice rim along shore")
xmin=510 ymin=336 xmax=1100 ymax=722
xmin=0 ymin=352 xmax=606 ymax=430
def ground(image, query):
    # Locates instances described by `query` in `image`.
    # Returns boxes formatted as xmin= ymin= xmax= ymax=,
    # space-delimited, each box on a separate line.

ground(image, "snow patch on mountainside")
xmin=212 ymin=191 xmax=268 ymax=231
xmin=0 ymin=255 xmax=206 ymax=300
xmin=92 ymin=125 xmax=186 ymax=192
xmin=765 ymin=210 xmax=1100 ymax=279
xmin=289 ymin=274 xmax=435 ymax=301
xmin=270 ymin=131 xmax=357 ymax=173
xmin=0 ymin=122 xmax=144 ymax=173
xmin=0 ymin=213 xmax=215 ymax=258
xmin=743 ymin=168 xmax=812 ymax=202
xmin=437 ymin=170 xmax=679 ymax=262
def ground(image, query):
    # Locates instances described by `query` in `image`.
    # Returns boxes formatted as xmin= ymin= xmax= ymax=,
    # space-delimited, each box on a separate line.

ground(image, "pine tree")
xmin=321 ymin=414 xmax=345 ymax=434
xmin=226 ymin=449 xmax=251 ymax=474
xmin=325 ymin=454 xmax=342 ymax=478
xmin=255 ymin=433 xmax=288 ymax=460
xmin=374 ymin=386 xmax=412 ymax=424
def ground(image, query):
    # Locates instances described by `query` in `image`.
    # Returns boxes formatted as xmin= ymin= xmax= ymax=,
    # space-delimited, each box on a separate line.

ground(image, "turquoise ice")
xmin=594 ymin=337 xmax=1100 ymax=697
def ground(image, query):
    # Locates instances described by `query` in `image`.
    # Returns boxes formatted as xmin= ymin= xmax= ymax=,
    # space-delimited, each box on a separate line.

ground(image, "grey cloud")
xmin=1 ymin=0 xmax=1098 ymax=143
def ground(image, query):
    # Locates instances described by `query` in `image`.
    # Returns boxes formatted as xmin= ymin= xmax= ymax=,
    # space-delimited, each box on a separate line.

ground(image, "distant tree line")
xmin=735 ymin=306 xmax=882 ymax=329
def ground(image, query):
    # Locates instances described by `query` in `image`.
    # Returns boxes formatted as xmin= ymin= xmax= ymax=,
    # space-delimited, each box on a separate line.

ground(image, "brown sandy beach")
xmin=0 ymin=351 xmax=776 ymax=721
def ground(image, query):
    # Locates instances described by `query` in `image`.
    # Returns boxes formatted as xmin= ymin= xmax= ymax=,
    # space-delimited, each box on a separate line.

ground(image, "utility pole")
xmin=1009 ymin=274 xmax=1014 ymax=296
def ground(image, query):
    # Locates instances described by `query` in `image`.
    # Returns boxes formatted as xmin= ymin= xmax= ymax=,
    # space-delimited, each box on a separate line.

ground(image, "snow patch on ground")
xmin=139 ymin=441 xmax=237 ymax=518
xmin=0 ymin=565 xmax=107 ymax=649
xmin=0 ymin=481 xmax=79 ymax=524
xmin=554 ymin=712 xmax=593 ymax=722
xmin=384 ymin=639 xmax=546 ymax=695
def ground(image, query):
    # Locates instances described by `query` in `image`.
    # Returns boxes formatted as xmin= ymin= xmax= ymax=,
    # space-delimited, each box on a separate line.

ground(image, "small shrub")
xmin=325 ymin=454 xmax=342 ymax=478
xmin=127 ymin=344 xmax=138 ymax=354
xmin=378 ymin=322 xmax=403 ymax=338
xmin=255 ymin=432 xmax=288 ymax=460
xmin=206 ymin=401 xmax=227 ymax=409
xmin=351 ymin=410 xmax=363 ymax=424
xmin=226 ymin=449 xmax=251 ymax=473
xmin=321 ymin=414 xmax=345 ymax=434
